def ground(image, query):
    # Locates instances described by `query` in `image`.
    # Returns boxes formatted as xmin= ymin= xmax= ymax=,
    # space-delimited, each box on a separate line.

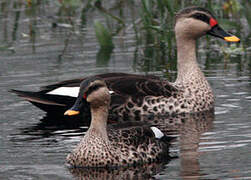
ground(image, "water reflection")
xmin=68 ymin=162 xmax=168 ymax=180
xmin=150 ymin=111 xmax=215 ymax=179
xmin=15 ymin=115 xmax=88 ymax=141
xmin=178 ymin=112 xmax=214 ymax=180
xmin=96 ymin=47 xmax=114 ymax=66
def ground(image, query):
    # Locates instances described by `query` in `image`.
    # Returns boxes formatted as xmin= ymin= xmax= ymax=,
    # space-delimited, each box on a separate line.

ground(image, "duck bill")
xmin=64 ymin=98 xmax=82 ymax=116
xmin=207 ymin=25 xmax=240 ymax=42
xmin=64 ymin=109 xmax=80 ymax=116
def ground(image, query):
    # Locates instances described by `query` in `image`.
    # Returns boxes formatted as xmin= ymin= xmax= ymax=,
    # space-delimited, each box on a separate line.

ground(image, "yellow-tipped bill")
xmin=224 ymin=36 xmax=240 ymax=42
xmin=207 ymin=24 xmax=240 ymax=43
xmin=64 ymin=109 xmax=80 ymax=116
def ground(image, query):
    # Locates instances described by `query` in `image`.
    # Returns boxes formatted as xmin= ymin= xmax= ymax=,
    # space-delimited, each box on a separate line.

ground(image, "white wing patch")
xmin=47 ymin=87 xmax=115 ymax=97
xmin=47 ymin=87 xmax=80 ymax=97
xmin=150 ymin=127 xmax=164 ymax=139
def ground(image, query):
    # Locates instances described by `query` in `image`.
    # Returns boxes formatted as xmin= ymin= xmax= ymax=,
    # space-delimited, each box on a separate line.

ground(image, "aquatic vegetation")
xmin=94 ymin=20 xmax=114 ymax=66
xmin=94 ymin=20 xmax=114 ymax=49
xmin=0 ymin=0 xmax=249 ymax=67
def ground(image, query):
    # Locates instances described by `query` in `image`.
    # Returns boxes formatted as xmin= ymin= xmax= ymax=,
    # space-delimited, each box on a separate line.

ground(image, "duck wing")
xmin=106 ymin=74 xmax=177 ymax=97
xmin=104 ymin=74 xmax=178 ymax=110
xmin=11 ymin=73 xmax=178 ymax=115
xmin=108 ymin=121 xmax=172 ymax=162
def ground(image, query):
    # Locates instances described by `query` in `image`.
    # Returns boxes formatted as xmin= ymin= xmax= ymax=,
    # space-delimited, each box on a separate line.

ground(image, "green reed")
xmin=129 ymin=0 xmax=249 ymax=74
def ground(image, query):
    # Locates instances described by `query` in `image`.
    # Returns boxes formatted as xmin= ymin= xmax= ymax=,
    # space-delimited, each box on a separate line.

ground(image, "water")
xmin=0 ymin=1 xmax=251 ymax=179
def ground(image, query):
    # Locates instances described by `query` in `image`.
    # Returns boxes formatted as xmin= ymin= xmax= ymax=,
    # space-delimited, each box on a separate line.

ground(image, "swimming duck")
xmin=64 ymin=77 xmax=171 ymax=167
xmin=12 ymin=7 xmax=240 ymax=119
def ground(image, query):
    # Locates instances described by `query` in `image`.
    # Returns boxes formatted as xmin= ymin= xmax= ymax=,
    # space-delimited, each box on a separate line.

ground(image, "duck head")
xmin=175 ymin=6 xmax=240 ymax=42
xmin=64 ymin=77 xmax=110 ymax=116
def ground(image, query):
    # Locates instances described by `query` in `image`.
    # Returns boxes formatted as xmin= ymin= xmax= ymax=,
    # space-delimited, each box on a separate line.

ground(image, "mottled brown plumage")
xmin=65 ymin=77 xmax=170 ymax=167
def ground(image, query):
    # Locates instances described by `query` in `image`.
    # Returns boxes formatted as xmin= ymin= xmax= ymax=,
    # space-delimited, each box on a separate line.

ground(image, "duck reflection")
xmin=181 ymin=114 xmax=213 ymax=180
xmin=164 ymin=110 xmax=214 ymax=180
xmin=68 ymin=161 xmax=169 ymax=180
xmin=179 ymin=111 xmax=214 ymax=180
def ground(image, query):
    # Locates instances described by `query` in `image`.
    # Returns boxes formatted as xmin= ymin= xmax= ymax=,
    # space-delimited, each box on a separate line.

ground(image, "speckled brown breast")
xmin=66 ymin=123 xmax=170 ymax=168
xmin=111 ymin=79 xmax=214 ymax=120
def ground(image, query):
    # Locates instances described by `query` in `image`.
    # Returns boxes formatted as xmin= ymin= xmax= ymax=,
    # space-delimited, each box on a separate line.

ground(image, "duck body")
xmin=109 ymin=71 xmax=214 ymax=119
xmin=12 ymin=71 xmax=214 ymax=119
xmin=65 ymin=77 xmax=171 ymax=168
xmin=11 ymin=6 xmax=240 ymax=119
xmin=67 ymin=122 xmax=170 ymax=167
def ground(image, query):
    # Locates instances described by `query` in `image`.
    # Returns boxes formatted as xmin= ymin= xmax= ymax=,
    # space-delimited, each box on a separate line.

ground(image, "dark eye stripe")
xmin=85 ymin=84 xmax=104 ymax=97
xmin=190 ymin=13 xmax=210 ymax=24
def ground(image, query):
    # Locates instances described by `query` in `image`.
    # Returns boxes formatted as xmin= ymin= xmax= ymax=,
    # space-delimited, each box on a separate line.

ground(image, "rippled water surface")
xmin=0 ymin=1 xmax=251 ymax=180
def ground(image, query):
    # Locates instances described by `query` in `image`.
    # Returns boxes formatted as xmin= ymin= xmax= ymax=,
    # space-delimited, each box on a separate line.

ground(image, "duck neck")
xmin=88 ymin=105 xmax=109 ymax=140
xmin=175 ymin=37 xmax=203 ymax=84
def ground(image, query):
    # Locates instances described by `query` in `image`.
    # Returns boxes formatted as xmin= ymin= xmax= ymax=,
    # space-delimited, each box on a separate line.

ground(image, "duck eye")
xmin=85 ymin=84 xmax=104 ymax=98
xmin=90 ymin=85 xmax=101 ymax=92
xmin=190 ymin=13 xmax=210 ymax=24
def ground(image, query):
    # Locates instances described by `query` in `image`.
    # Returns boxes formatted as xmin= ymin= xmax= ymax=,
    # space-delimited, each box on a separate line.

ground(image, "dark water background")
xmin=0 ymin=1 xmax=250 ymax=179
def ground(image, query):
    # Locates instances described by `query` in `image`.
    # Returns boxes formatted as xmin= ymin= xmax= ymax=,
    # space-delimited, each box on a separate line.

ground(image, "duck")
xmin=64 ymin=76 xmax=171 ymax=167
xmin=11 ymin=6 xmax=240 ymax=119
